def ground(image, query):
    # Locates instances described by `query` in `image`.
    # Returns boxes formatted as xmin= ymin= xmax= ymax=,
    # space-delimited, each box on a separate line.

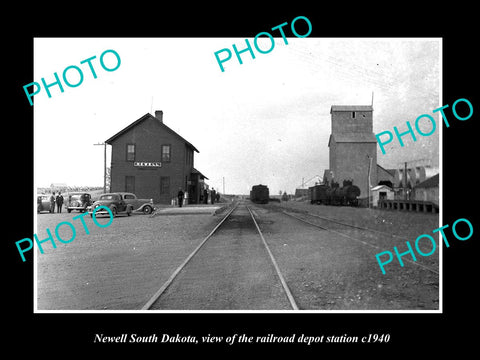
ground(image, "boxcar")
xmin=250 ymin=184 xmax=269 ymax=204
xmin=309 ymin=184 xmax=329 ymax=204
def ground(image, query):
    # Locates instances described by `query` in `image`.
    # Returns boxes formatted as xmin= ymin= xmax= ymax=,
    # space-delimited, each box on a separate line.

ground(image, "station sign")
xmin=134 ymin=161 xmax=162 ymax=168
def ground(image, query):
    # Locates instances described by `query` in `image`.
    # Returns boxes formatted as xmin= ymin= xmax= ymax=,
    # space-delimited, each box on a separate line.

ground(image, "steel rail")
xmin=141 ymin=203 xmax=238 ymax=310
xmin=282 ymin=210 xmax=439 ymax=275
xmin=286 ymin=209 xmax=410 ymax=241
xmin=247 ymin=206 xmax=299 ymax=310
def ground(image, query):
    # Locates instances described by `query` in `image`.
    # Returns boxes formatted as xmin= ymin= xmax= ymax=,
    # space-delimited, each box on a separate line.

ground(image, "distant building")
xmin=294 ymin=188 xmax=309 ymax=198
xmin=391 ymin=166 xmax=438 ymax=201
xmin=411 ymin=173 xmax=439 ymax=205
xmin=393 ymin=166 xmax=438 ymax=188
xmin=50 ymin=183 xmax=68 ymax=191
xmin=105 ymin=111 xmax=207 ymax=204
xmin=376 ymin=165 xmax=396 ymax=188
xmin=327 ymin=105 xmax=377 ymax=199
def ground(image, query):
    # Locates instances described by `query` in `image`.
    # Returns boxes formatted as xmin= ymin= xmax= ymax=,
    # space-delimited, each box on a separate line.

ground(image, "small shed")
xmin=371 ymin=184 xmax=394 ymax=207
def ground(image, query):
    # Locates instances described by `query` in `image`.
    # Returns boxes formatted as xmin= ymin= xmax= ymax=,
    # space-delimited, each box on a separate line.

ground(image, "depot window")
xmin=126 ymin=144 xmax=135 ymax=161
xmin=162 ymin=145 xmax=171 ymax=162
xmin=160 ymin=176 xmax=170 ymax=195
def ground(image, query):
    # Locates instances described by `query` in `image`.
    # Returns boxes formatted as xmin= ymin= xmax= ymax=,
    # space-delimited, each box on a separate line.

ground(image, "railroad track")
xmin=141 ymin=202 xmax=298 ymax=310
xmin=280 ymin=209 xmax=439 ymax=275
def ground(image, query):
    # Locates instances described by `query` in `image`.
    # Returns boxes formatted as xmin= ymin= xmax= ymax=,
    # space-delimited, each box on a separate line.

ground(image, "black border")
xmin=7 ymin=6 xmax=478 ymax=354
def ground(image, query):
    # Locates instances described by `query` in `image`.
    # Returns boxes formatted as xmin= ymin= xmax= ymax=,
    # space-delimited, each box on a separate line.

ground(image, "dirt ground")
xmin=36 ymin=209 xmax=222 ymax=310
xmin=36 ymin=200 xmax=440 ymax=311
xmin=269 ymin=200 xmax=441 ymax=273
xmin=254 ymin=203 xmax=440 ymax=310
xmin=270 ymin=200 xmax=440 ymax=240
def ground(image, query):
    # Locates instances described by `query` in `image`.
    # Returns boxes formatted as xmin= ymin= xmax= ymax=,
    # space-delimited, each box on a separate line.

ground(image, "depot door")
xmin=125 ymin=176 xmax=135 ymax=193
xmin=160 ymin=176 xmax=170 ymax=204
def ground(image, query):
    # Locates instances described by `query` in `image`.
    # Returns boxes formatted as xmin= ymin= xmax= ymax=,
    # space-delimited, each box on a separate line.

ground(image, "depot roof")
xmin=192 ymin=168 xmax=209 ymax=180
xmin=105 ymin=113 xmax=199 ymax=153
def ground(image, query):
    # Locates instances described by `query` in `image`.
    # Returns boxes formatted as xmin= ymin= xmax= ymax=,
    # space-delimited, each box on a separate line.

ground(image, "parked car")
xmin=37 ymin=195 xmax=52 ymax=213
xmin=122 ymin=193 xmax=155 ymax=215
xmin=88 ymin=192 xmax=155 ymax=217
xmin=66 ymin=192 xmax=93 ymax=213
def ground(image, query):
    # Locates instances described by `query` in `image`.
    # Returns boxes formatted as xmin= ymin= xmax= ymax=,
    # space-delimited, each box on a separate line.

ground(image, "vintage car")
xmin=37 ymin=195 xmax=53 ymax=213
xmin=88 ymin=192 xmax=155 ymax=217
xmin=66 ymin=192 xmax=93 ymax=213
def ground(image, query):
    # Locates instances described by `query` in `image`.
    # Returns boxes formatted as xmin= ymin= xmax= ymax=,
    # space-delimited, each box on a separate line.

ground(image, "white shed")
xmin=371 ymin=185 xmax=394 ymax=207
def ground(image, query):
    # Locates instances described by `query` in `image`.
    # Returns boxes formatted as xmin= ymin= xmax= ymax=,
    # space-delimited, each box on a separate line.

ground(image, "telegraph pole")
xmin=94 ymin=142 xmax=106 ymax=193
xmin=398 ymin=158 xmax=431 ymax=201
xmin=367 ymin=155 xmax=372 ymax=208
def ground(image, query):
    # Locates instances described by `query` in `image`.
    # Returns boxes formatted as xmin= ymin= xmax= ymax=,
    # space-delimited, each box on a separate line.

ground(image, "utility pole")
xmin=94 ymin=142 xmax=107 ymax=193
xmin=397 ymin=159 xmax=431 ymax=193
xmin=367 ymin=155 xmax=372 ymax=208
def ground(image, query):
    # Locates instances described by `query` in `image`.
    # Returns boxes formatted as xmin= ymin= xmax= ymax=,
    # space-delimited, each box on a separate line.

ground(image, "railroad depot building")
xmin=105 ymin=111 xmax=208 ymax=204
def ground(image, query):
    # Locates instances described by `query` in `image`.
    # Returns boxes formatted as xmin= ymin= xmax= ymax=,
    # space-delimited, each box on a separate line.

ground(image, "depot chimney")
xmin=155 ymin=110 xmax=163 ymax=123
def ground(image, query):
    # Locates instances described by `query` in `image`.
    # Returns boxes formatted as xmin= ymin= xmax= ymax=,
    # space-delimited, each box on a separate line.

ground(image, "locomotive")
xmin=309 ymin=180 xmax=360 ymax=206
xmin=250 ymin=184 xmax=269 ymax=204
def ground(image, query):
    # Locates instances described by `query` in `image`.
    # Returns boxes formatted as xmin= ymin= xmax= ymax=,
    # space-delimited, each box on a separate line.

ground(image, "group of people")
xmin=176 ymin=187 xmax=220 ymax=207
xmin=49 ymin=191 xmax=64 ymax=213
xmin=203 ymin=187 xmax=219 ymax=205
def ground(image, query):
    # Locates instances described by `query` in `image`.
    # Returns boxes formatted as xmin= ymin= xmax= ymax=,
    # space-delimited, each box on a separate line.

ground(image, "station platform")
xmin=152 ymin=204 xmax=227 ymax=216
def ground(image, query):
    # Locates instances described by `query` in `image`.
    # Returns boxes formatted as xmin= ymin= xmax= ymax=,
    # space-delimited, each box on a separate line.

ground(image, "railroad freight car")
xmin=309 ymin=180 xmax=360 ymax=206
xmin=309 ymin=184 xmax=329 ymax=205
xmin=250 ymin=184 xmax=269 ymax=204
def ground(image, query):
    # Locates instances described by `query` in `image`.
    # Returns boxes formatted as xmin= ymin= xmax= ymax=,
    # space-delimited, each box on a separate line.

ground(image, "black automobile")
xmin=66 ymin=192 xmax=93 ymax=213
xmin=37 ymin=195 xmax=53 ymax=213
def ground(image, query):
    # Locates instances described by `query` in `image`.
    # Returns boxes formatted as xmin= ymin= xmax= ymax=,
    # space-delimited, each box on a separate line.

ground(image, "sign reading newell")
xmin=134 ymin=161 xmax=162 ymax=167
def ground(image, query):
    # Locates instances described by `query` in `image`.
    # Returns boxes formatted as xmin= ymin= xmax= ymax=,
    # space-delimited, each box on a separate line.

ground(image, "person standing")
xmin=203 ymin=188 xmax=208 ymax=204
xmin=56 ymin=192 xmax=64 ymax=213
xmin=50 ymin=192 xmax=56 ymax=213
xmin=211 ymin=187 xmax=216 ymax=205
xmin=177 ymin=188 xmax=184 ymax=208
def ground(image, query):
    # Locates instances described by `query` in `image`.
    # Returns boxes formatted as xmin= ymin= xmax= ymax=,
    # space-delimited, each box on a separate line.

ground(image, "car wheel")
xmin=143 ymin=205 xmax=152 ymax=215
xmin=110 ymin=206 xmax=117 ymax=217
xmin=67 ymin=209 xmax=72 ymax=213
xmin=127 ymin=206 xmax=132 ymax=216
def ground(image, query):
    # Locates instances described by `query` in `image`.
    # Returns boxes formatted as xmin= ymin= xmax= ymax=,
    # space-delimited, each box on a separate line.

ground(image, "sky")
xmin=34 ymin=37 xmax=441 ymax=195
